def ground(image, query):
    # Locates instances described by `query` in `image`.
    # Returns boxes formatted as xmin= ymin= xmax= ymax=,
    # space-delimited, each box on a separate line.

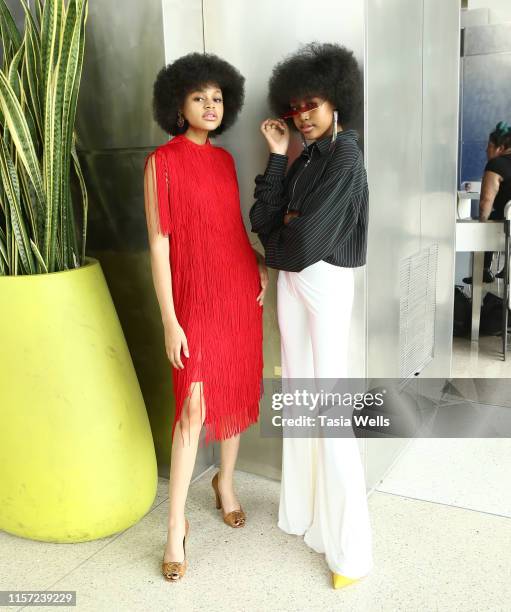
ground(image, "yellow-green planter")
xmin=0 ymin=257 xmax=157 ymax=542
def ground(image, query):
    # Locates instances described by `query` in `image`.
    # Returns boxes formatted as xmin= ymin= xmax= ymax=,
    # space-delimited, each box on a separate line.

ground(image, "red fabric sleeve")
xmin=144 ymin=148 xmax=171 ymax=235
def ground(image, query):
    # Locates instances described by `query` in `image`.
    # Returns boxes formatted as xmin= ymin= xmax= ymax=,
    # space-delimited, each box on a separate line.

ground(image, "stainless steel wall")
xmin=201 ymin=0 xmax=460 ymax=484
xmin=201 ymin=0 xmax=367 ymax=479
xmin=75 ymin=0 xmax=212 ymax=477
xmin=420 ymin=0 xmax=460 ymax=378
xmin=366 ymin=0 xmax=460 ymax=381
xmin=365 ymin=0 xmax=460 ymax=488
xmin=73 ymin=0 xmax=459 ymax=487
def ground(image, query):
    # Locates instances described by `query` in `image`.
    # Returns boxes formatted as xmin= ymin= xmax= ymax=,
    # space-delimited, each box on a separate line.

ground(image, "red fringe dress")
xmin=145 ymin=134 xmax=264 ymax=445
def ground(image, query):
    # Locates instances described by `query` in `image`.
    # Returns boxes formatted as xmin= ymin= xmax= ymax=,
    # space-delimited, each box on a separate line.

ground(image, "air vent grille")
xmin=399 ymin=244 xmax=438 ymax=378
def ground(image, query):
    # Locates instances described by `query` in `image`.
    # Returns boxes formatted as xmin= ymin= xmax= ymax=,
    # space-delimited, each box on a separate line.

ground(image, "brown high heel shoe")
xmin=211 ymin=472 xmax=246 ymax=528
xmin=162 ymin=518 xmax=190 ymax=581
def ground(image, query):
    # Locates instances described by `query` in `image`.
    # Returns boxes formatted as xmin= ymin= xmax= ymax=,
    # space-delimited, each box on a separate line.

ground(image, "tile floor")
xmin=1 ymin=465 xmax=510 ymax=612
xmin=1 ymin=336 xmax=510 ymax=612
xmin=452 ymin=335 xmax=510 ymax=377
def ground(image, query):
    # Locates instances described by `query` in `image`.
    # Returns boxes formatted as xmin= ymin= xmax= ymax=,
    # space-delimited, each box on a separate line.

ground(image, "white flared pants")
xmin=277 ymin=260 xmax=373 ymax=578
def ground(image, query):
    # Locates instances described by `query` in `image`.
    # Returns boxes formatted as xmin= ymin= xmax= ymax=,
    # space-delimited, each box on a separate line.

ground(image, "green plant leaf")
xmin=59 ymin=0 xmax=86 ymax=268
xmin=8 ymin=39 xmax=24 ymax=102
xmin=30 ymin=236 xmax=47 ymax=272
xmin=18 ymin=0 xmax=39 ymax=35
xmin=17 ymin=160 xmax=39 ymax=242
xmin=35 ymin=0 xmax=43 ymax=30
xmin=41 ymin=0 xmax=61 ymax=117
xmin=0 ymin=136 xmax=35 ymax=273
xmin=71 ymin=138 xmax=87 ymax=263
xmin=0 ymin=0 xmax=88 ymax=276
xmin=0 ymin=0 xmax=23 ymax=53
xmin=0 ymin=224 xmax=9 ymax=273
xmin=22 ymin=16 xmax=43 ymax=141
xmin=0 ymin=70 xmax=45 ymax=210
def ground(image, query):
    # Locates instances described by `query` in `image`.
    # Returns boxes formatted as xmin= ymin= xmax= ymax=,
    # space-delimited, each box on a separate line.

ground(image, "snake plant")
xmin=0 ymin=0 xmax=88 ymax=275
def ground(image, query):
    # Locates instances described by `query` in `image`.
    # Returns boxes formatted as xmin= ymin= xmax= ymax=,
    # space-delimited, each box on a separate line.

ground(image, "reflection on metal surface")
xmin=77 ymin=149 xmax=152 ymax=251
xmin=75 ymin=1 xmax=213 ymax=477
xmin=420 ymin=0 xmax=459 ymax=377
xmin=365 ymin=0 xmax=459 ymax=488
xmin=366 ymin=0 xmax=459 ymax=379
xmin=366 ymin=0 xmax=424 ymax=381
xmin=76 ymin=0 xmax=167 ymax=150
xmin=202 ymin=0 xmax=366 ymax=477
xmin=74 ymin=0 xmax=461 ymax=486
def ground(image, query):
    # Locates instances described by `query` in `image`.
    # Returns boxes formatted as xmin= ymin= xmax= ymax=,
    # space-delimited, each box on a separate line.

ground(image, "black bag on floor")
xmin=480 ymin=291 xmax=508 ymax=335
xmin=453 ymin=285 xmax=471 ymax=337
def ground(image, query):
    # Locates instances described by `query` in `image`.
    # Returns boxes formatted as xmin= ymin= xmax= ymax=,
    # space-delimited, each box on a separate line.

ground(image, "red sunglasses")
xmin=281 ymin=100 xmax=326 ymax=119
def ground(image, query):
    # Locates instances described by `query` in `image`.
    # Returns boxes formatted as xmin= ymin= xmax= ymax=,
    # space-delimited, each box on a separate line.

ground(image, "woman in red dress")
xmin=143 ymin=53 xmax=267 ymax=581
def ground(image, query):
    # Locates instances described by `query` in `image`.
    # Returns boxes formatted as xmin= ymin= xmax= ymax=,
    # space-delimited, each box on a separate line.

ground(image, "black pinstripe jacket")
xmin=249 ymin=129 xmax=368 ymax=272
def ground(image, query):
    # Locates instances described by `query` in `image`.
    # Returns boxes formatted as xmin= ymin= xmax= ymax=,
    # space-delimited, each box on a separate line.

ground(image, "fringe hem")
xmin=170 ymin=378 xmax=264 ymax=447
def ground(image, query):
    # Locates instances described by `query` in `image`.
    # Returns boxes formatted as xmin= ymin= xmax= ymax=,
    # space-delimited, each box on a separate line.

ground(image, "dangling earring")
xmin=177 ymin=110 xmax=185 ymax=128
xmin=331 ymin=110 xmax=338 ymax=146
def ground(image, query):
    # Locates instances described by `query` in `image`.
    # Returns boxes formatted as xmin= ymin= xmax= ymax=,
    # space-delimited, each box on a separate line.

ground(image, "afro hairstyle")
xmin=268 ymin=42 xmax=362 ymax=129
xmin=152 ymin=52 xmax=245 ymax=136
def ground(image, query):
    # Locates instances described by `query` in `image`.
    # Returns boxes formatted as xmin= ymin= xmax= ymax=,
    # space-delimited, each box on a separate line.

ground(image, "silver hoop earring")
xmin=177 ymin=111 xmax=185 ymax=128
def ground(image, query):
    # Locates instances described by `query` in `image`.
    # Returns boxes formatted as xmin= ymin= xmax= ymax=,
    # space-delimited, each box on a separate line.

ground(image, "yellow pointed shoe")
xmin=332 ymin=572 xmax=363 ymax=589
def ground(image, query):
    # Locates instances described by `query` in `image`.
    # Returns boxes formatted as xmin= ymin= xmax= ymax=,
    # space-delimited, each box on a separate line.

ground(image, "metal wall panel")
xmin=364 ymin=0 xmax=423 ymax=490
xmin=72 ymin=0 xmax=459 ymax=487
xmin=365 ymin=0 xmax=458 ymax=379
xmin=201 ymin=0 xmax=367 ymax=479
xmin=76 ymin=0 xmax=168 ymax=150
xmin=75 ymin=0 xmax=211 ymax=477
xmin=365 ymin=0 xmax=424 ymax=379
xmin=420 ymin=0 xmax=460 ymax=378
xmin=365 ymin=0 xmax=459 ymax=489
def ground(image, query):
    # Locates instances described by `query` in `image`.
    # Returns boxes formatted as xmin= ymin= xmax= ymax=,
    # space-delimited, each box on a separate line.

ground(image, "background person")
xmin=463 ymin=121 xmax=511 ymax=284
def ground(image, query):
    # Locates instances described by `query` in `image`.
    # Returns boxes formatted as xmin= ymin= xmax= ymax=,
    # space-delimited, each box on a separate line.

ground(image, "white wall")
xmin=468 ymin=0 xmax=511 ymax=23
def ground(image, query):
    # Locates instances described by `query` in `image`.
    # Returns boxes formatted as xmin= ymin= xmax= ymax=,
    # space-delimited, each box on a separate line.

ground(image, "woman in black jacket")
xmin=250 ymin=42 xmax=372 ymax=589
